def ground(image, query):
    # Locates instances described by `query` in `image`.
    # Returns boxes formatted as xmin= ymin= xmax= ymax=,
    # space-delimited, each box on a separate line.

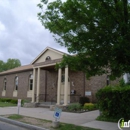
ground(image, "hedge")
xmin=96 ymin=85 xmax=130 ymax=120
xmin=0 ymin=98 xmax=24 ymax=105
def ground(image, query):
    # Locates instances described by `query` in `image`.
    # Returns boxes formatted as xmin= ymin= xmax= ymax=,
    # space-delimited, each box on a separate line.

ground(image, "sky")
xmin=0 ymin=0 xmax=68 ymax=65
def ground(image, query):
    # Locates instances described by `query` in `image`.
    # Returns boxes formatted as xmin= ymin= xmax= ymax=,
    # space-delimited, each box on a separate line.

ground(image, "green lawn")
xmin=7 ymin=114 xmax=100 ymax=130
xmin=96 ymin=115 xmax=118 ymax=123
xmin=0 ymin=102 xmax=17 ymax=107
xmin=56 ymin=124 xmax=100 ymax=130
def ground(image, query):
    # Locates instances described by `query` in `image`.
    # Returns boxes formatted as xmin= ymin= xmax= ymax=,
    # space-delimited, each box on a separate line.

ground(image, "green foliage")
xmin=119 ymin=78 xmax=125 ymax=87
xmin=79 ymin=97 xmax=90 ymax=106
xmin=0 ymin=59 xmax=21 ymax=72
xmin=96 ymin=115 xmax=118 ymax=123
xmin=57 ymin=123 xmax=99 ymax=130
xmin=0 ymin=60 xmax=5 ymax=72
xmin=83 ymin=103 xmax=96 ymax=111
xmin=11 ymin=99 xmax=18 ymax=104
xmin=5 ymin=59 xmax=21 ymax=70
xmin=38 ymin=0 xmax=130 ymax=79
xmin=67 ymin=103 xmax=82 ymax=111
xmin=0 ymin=102 xmax=17 ymax=107
xmin=96 ymin=85 xmax=130 ymax=120
xmin=8 ymin=114 xmax=23 ymax=120
xmin=0 ymin=98 xmax=24 ymax=105
xmin=0 ymin=98 xmax=12 ymax=102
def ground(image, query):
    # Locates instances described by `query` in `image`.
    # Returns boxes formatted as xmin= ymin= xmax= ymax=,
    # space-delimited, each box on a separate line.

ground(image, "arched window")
xmin=45 ymin=56 xmax=51 ymax=61
xmin=29 ymin=74 xmax=33 ymax=90
xmin=15 ymin=76 xmax=18 ymax=90
xmin=3 ymin=78 xmax=6 ymax=90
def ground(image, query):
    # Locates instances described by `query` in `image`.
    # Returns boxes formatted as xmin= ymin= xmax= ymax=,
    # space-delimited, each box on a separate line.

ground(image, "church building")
xmin=0 ymin=47 xmax=119 ymax=105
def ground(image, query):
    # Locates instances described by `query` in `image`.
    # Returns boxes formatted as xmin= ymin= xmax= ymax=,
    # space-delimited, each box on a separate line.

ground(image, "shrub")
xmin=79 ymin=97 xmax=90 ymax=106
xmin=83 ymin=103 xmax=95 ymax=111
xmin=11 ymin=99 xmax=18 ymax=104
xmin=0 ymin=98 xmax=12 ymax=102
xmin=119 ymin=78 xmax=125 ymax=87
xmin=96 ymin=85 xmax=130 ymax=120
xmin=0 ymin=98 xmax=25 ymax=105
xmin=67 ymin=103 xmax=82 ymax=111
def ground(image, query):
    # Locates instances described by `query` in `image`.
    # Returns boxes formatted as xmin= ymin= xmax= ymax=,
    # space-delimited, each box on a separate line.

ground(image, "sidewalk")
xmin=0 ymin=107 xmax=118 ymax=130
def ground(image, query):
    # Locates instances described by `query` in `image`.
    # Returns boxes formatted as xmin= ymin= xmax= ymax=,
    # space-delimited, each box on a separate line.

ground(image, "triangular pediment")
xmin=31 ymin=47 xmax=67 ymax=64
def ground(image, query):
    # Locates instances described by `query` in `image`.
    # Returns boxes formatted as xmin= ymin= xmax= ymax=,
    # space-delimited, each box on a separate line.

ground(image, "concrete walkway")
xmin=0 ymin=107 xmax=119 ymax=130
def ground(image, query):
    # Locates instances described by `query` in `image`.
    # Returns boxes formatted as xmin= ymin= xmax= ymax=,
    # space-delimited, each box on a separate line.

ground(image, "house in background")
xmin=0 ymin=47 xmax=120 ymax=105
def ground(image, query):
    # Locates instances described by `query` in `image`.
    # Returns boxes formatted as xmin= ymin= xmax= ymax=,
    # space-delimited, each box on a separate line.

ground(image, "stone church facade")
xmin=0 ymin=47 xmax=119 ymax=105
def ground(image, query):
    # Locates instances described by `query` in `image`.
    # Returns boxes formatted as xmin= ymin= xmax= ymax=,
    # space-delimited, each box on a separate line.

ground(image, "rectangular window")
xmin=15 ymin=85 xmax=18 ymax=90
xmin=30 ymin=79 xmax=33 ymax=90
xmin=4 ymin=82 xmax=6 ymax=90
xmin=15 ymin=76 xmax=18 ymax=90
xmin=3 ymin=78 xmax=6 ymax=91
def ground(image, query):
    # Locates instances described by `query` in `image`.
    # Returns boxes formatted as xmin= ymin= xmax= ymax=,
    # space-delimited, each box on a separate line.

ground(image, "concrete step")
xmin=37 ymin=102 xmax=56 ymax=108
xmin=38 ymin=104 xmax=50 ymax=108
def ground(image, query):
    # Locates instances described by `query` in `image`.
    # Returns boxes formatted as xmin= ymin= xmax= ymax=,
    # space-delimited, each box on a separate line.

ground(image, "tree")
xmin=38 ymin=0 xmax=130 ymax=79
xmin=5 ymin=59 xmax=21 ymax=71
xmin=0 ymin=59 xmax=21 ymax=72
xmin=0 ymin=60 xmax=5 ymax=72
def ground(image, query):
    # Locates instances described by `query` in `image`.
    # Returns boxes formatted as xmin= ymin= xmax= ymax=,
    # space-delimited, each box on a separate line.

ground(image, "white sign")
xmin=18 ymin=99 xmax=21 ymax=107
xmin=85 ymin=91 xmax=91 ymax=96
xmin=53 ymin=108 xmax=62 ymax=120
xmin=17 ymin=99 xmax=21 ymax=115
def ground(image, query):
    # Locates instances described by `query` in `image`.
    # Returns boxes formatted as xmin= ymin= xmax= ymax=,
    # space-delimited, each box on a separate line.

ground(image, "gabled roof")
xmin=31 ymin=47 xmax=68 ymax=64
xmin=0 ymin=64 xmax=33 ymax=75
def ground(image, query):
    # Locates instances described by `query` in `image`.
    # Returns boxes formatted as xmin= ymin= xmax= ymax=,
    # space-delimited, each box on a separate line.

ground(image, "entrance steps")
xmin=23 ymin=102 xmax=56 ymax=108
xmin=38 ymin=102 xmax=56 ymax=108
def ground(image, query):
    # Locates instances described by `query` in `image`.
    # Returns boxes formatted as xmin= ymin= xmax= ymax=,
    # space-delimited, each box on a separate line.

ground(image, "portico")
xmin=31 ymin=47 xmax=70 ymax=106
xmin=31 ymin=65 xmax=69 ymax=106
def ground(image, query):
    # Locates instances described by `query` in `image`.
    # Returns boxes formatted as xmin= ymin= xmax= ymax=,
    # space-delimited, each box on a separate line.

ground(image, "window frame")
xmin=3 ymin=78 xmax=6 ymax=91
xmin=29 ymin=74 xmax=33 ymax=90
xmin=45 ymin=56 xmax=51 ymax=61
xmin=14 ymin=76 xmax=18 ymax=90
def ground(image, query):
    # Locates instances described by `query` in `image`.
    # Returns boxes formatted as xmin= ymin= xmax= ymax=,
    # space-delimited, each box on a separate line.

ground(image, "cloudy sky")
xmin=0 ymin=0 xmax=67 ymax=65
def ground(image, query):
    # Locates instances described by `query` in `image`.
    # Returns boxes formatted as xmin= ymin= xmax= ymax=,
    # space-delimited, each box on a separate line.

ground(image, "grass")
xmin=8 ymin=114 xmax=24 ymax=120
xmin=55 ymin=123 xmax=100 ymax=130
xmin=6 ymin=114 xmax=100 ymax=130
xmin=0 ymin=102 xmax=17 ymax=107
xmin=96 ymin=115 xmax=118 ymax=123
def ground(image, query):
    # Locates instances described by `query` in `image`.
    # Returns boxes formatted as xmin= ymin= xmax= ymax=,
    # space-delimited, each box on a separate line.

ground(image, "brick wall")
xmin=0 ymin=70 xmax=33 ymax=100
xmin=0 ymin=68 xmax=120 ymax=103
xmin=69 ymin=71 xmax=120 ymax=103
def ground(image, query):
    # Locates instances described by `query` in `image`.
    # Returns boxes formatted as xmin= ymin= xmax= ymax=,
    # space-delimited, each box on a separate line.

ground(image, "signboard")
xmin=17 ymin=99 xmax=21 ymax=107
xmin=53 ymin=108 xmax=62 ymax=120
xmin=85 ymin=91 xmax=91 ymax=96
xmin=17 ymin=99 xmax=21 ymax=115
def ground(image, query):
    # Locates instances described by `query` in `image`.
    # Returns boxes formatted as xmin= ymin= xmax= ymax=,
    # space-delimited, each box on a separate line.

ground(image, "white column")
xmin=36 ymin=67 xmax=40 ymax=103
xmin=32 ymin=68 xmax=36 ymax=102
xmin=63 ymin=66 xmax=68 ymax=106
xmin=57 ymin=68 xmax=62 ymax=105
